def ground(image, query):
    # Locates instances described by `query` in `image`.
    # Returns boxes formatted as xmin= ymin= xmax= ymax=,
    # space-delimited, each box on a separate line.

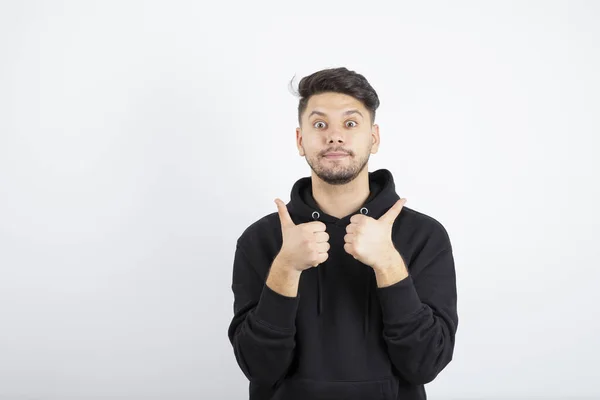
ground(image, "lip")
xmin=323 ymin=152 xmax=349 ymax=158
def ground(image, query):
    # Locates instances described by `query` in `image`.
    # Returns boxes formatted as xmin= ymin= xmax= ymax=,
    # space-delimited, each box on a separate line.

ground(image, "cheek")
xmin=352 ymin=138 xmax=372 ymax=154
xmin=353 ymin=132 xmax=372 ymax=146
xmin=302 ymin=140 xmax=322 ymax=156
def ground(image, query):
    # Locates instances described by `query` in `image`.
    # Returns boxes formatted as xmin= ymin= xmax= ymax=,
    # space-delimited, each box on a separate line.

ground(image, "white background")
xmin=1 ymin=1 xmax=599 ymax=399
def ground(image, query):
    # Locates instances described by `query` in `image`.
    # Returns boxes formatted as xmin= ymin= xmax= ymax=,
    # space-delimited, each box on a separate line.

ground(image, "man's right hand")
xmin=274 ymin=198 xmax=330 ymax=272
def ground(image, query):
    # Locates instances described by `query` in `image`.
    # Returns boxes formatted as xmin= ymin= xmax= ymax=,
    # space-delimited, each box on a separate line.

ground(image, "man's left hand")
xmin=344 ymin=198 xmax=407 ymax=271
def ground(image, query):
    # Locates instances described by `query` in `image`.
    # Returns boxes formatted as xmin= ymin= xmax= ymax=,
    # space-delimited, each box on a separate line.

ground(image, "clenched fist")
xmin=275 ymin=198 xmax=330 ymax=272
xmin=344 ymin=198 xmax=407 ymax=270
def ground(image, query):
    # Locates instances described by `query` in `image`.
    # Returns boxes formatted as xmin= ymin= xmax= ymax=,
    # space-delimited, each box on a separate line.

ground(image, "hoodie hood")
xmin=286 ymin=168 xmax=401 ymax=336
xmin=287 ymin=168 xmax=400 ymax=225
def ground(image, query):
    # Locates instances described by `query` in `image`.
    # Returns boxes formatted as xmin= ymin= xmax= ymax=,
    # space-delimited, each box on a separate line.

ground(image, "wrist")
xmin=373 ymin=244 xmax=403 ymax=272
xmin=267 ymin=254 xmax=303 ymax=297
xmin=372 ymin=246 xmax=409 ymax=288
xmin=273 ymin=253 xmax=303 ymax=276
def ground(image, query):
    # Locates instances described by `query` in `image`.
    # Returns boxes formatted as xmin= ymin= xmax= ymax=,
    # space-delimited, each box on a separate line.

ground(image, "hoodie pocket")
xmin=273 ymin=377 xmax=398 ymax=400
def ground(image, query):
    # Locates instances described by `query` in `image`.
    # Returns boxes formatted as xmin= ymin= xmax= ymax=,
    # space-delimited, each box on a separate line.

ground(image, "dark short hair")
xmin=290 ymin=67 xmax=380 ymax=126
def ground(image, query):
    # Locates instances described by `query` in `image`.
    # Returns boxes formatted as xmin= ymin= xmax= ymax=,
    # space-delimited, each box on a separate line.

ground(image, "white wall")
xmin=1 ymin=1 xmax=599 ymax=399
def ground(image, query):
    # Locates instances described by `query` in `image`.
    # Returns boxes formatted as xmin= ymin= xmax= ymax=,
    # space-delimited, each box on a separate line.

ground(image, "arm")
xmin=376 ymin=229 xmax=458 ymax=385
xmin=227 ymin=242 xmax=302 ymax=387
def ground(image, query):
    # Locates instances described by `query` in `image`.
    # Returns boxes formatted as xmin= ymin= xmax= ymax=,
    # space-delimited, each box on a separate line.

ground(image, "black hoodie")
xmin=228 ymin=169 xmax=458 ymax=400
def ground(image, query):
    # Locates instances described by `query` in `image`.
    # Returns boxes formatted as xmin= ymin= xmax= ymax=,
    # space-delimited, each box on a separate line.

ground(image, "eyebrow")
xmin=307 ymin=109 xmax=364 ymax=119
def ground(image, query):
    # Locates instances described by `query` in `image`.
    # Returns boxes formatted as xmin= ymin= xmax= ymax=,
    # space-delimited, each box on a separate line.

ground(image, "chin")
xmin=316 ymin=167 xmax=359 ymax=185
xmin=320 ymin=174 xmax=355 ymax=185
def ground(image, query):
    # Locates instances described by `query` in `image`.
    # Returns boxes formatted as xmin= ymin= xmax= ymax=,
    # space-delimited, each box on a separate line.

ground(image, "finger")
xmin=343 ymin=243 xmax=355 ymax=258
xmin=316 ymin=251 xmax=329 ymax=265
xmin=380 ymin=198 xmax=407 ymax=224
xmin=345 ymin=223 xmax=357 ymax=234
xmin=274 ymin=198 xmax=295 ymax=228
xmin=316 ymin=241 xmax=330 ymax=253
xmin=344 ymin=233 xmax=355 ymax=243
xmin=306 ymin=221 xmax=327 ymax=232
xmin=314 ymin=231 xmax=329 ymax=243
xmin=350 ymin=214 xmax=368 ymax=224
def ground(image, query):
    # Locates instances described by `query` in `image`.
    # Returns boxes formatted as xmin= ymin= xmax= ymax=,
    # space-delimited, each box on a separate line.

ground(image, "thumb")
xmin=274 ymin=198 xmax=295 ymax=228
xmin=380 ymin=198 xmax=407 ymax=224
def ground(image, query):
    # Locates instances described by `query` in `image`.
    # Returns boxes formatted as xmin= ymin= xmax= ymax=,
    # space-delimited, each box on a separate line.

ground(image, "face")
xmin=296 ymin=92 xmax=380 ymax=185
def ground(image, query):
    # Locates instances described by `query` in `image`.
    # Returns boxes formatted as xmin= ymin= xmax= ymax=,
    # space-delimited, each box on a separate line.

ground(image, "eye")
xmin=346 ymin=121 xmax=358 ymax=128
xmin=314 ymin=121 xmax=326 ymax=129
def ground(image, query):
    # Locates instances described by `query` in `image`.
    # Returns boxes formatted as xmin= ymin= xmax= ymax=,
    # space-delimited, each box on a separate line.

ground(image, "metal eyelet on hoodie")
xmin=312 ymin=211 xmax=320 ymax=220
xmin=360 ymin=207 xmax=369 ymax=215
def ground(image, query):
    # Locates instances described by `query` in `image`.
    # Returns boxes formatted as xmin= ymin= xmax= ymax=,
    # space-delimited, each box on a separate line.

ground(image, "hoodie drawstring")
xmin=364 ymin=271 xmax=371 ymax=337
xmin=312 ymin=210 xmax=323 ymax=316
xmin=317 ymin=266 xmax=323 ymax=315
xmin=311 ymin=207 xmax=374 ymax=336
xmin=359 ymin=207 xmax=372 ymax=337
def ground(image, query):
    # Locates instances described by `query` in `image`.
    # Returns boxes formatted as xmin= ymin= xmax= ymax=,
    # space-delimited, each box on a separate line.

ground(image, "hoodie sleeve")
xmin=227 ymin=241 xmax=300 ymax=387
xmin=376 ymin=222 xmax=458 ymax=386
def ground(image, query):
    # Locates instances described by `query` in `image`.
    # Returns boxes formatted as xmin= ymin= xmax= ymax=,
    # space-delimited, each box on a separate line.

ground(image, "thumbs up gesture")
xmin=274 ymin=198 xmax=330 ymax=272
xmin=344 ymin=198 xmax=407 ymax=270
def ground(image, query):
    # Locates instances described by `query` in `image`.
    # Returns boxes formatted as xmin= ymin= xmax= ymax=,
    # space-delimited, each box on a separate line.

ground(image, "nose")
xmin=326 ymin=130 xmax=345 ymax=144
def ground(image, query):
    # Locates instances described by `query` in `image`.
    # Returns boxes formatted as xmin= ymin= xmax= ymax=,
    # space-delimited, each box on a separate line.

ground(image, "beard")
xmin=304 ymin=146 xmax=371 ymax=185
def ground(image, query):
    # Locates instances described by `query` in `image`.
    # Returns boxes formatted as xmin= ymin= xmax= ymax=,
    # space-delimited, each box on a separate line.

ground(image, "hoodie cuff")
xmin=377 ymin=275 xmax=423 ymax=323
xmin=254 ymin=283 xmax=300 ymax=330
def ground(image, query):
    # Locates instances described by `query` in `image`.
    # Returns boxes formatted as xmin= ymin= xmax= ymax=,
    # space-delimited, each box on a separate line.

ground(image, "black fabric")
xmin=228 ymin=168 xmax=458 ymax=400
xmin=298 ymin=172 xmax=384 ymax=334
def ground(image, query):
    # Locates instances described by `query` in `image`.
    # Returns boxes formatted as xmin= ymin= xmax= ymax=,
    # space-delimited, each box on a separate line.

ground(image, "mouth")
xmin=323 ymin=152 xmax=350 ymax=159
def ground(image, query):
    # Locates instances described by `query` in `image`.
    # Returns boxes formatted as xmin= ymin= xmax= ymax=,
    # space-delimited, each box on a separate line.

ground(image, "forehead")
xmin=305 ymin=92 xmax=366 ymax=116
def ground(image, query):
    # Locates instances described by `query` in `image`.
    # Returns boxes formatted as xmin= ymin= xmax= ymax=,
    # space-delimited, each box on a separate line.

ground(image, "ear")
xmin=370 ymin=124 xmax=380 ymax=154
xmin=296 ymin=127 xmax=305 ymax=156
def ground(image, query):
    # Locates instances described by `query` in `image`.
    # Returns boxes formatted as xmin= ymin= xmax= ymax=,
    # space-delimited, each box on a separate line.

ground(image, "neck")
xmin=311 ymin=167 xmax=370 ymax=219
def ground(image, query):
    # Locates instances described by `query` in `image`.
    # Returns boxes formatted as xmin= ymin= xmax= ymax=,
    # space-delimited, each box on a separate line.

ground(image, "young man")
xmin=228 ymin=67 xmax=458 ymax=400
